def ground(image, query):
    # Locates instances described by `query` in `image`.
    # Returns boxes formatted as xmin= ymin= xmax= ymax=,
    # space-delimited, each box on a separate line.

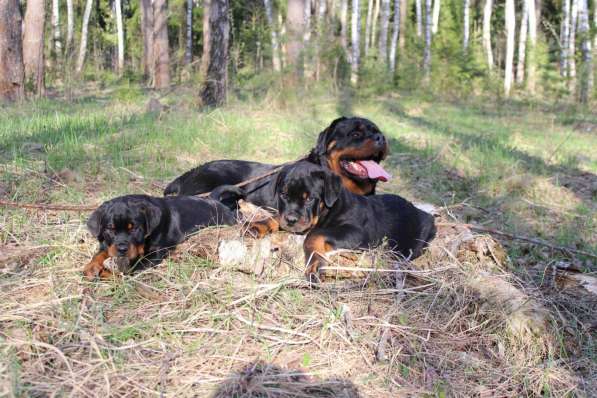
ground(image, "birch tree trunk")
xmin=75 ymin=0 xmax=93 ymax=74
xmin=416 ymin=0 xmax=422 ymax=37
xmin=315 ymin=0 xmax=326 ymax=79
xmin=399 ymin=0 xmax=406 ymax=49
xmin=560 ymin=0 xmax=570 ymax=76
xmin=304 ymin=0 xmax=311 ymax=44
xmin=115 ymin=0 xmax=124 ymax=73
xmin=371 ymin=0 xmax=380 ymax=48
xmin=365 ymin=0 xmax=374 ymax=55
xmin=463 ymin=0 xmax=470 ymax=52
xmin=23 ymin=0 xmax=45 ymax=96
xmin=0 ymin=0 xmax=25 ymax=102
xmin=431 ymin=0 xmax=440 ymax=34
xmin=351 ymin=0 xmax=360 ymax=84
xmin=52 ymin=0 xmax=62 ymax=56
xmin=340 ymin=0 xmax=348 ymax=50
xmin=504 ymin=0 xmax=515 ymax=96
xmin=389 ymin=0 xmax=400 ymax=73
xmin=153 ymin=0 xmax=171 ymax=88
xmin=66 ymin=0 xmax=73 ymax=52
xmin=482 ymin=0 xmax=493 ymax=70
xmin=527 ymin=0 xmax=537 ymax=93
xmin=568 ymin=0 xmax=578 ymax=89
xmin=201 ymin=0 xmax=211 ymax=76
xmin=423 ymin=0 xmax=432 ymax=81
xmin=201 ymin=0 xmax=229 ymax=106
xmin=516 ymin=0 xmax=528 ymax=83
xmin=287 ymin=0 xmax=305 ymax=77
xmin=263 ymin=0 xmax=281 ymax=71
xmin=379 ymin=0 xmax=390 ymax=62
xmin=577 ymin=0 xmax=592 ymax=102
xmin=185 ymin=0 xmax=193 ymax=65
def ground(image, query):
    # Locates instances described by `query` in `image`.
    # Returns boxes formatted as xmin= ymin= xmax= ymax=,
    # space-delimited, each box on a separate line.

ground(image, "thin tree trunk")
xmin=23 ymin=0 xmax=45 ymax=96
xmin=304 ymin=0 xmax=311 ymax=44
xmin=201 ymin=0 xmax=211 ymax=76
xmin=516 ymin=0 xmax=528 ymax=83
xmin=153 ymin=0 xmax=170 ymax=88
xmin=351 ymin=0 xmax=360 ymax=84
xmin=399 ymin=0 xmax=406 ymax=49
xmin=527 ymin=0 xmax=537 ymax=93
xmin=389 ymin=0 xmax=400 ymax=73
xmin=185 ymin=0 xmax=193 ymax=65
xmin=0 ymin=0 xmax=25 ymax=102
xmin=379 ymin=0 xmax=390 ymax=62
xmin=504 ymin=0 xmax=515 ymax=96
xmin=463 ymin=0 xmax=470 ymax=52
xmin=75 ymin=0 xmax=93 ymax=74
xmin=263 ymin=0 xmax=281 ymax=71
xmin=115 ymin=0 xmax=124 ymax=73
xmin=287 ymin=0 xmax=305 ymax=76
xmin=52 ymin=0 xmax=62 ymax=56
xmin=568 ymin=0 xmax=578 ymax=89
xmin=365 ymin=0 xmax=373 ymax=54
xmin=66 ymin=0 xmax=73 ymax=52
xmin=577 ymin=0 xmax=592 ymax=102
xmin=431 ymin=0 xmax=440 ymax=34
xmin=423 ymin=0 xmax=431 ymax=80
xmin=482 ymin=0 xmax=493 ymax=70
xmin=340 ymin=0 xmax=348 ymax=50
xmin=560 ymin=0 xmax=570 ymax=76
xmin=201 ymin=0 xmax=229 ymax=106
xmin=371 ymin=0 xmax=380 ymax=48
xmin=315 ymin=0 xmax=326 ymax=79
xmin=416 ymin=0 xmax=422 ymax=37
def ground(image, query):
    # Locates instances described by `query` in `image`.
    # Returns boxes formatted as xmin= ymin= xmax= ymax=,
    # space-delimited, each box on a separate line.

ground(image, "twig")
xmin=438 ymin=222 xmax=597 ymax=260
xmin=0 ymin=199 xmax=98 ymax=212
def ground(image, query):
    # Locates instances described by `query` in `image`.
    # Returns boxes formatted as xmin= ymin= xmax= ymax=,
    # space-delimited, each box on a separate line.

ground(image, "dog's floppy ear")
xmin=139 ymin=201 xmax=162 ymax=237
xmin=86 ymin=206 xmax=104 ymax=238
xmin=318 ymin=170 xmax=342 ymax=208
xmin=313 ymin=116 xmax=347 ymax=156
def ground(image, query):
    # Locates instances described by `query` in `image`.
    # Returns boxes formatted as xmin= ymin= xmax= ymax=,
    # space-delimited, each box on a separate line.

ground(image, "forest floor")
xmin=1 ymin=85 xmax=596 ymax=397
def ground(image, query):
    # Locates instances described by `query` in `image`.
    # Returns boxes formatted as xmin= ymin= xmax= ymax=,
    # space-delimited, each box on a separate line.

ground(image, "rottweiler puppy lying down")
xmin=163 ymin=117 xmax=391 ymax=209
xmin=83 ymin=192 xmax=238 ymax=280
xmin=247 ymin=161 xmax=436 ymax=280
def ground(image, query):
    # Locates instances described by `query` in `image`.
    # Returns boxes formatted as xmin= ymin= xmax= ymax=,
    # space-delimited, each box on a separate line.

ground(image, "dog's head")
xmin=274 ymin=162 xmax=343 ymax=234
xmin=311 ymin=117 xmax=390 ymax=195
xmin=87 ymin=196 xmax=162 ymax=266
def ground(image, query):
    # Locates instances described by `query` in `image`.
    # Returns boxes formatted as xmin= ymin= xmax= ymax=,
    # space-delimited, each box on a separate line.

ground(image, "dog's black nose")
xmin=374 ymin=133 xmax=385 ymax=146
xmin=284 ymin=215 xmax=298 ymax=226
xmin=116 ymin=242 xmax=128 ymax=255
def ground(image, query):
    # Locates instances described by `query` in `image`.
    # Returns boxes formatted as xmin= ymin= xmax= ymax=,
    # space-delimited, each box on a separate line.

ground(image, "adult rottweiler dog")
xmin=247 ymin=162 xmax=436 ymax=280
xmin=83 ymin=192 xmax=238 ymax=280
xmin=163 ymin=117 xmax=391 ymax=209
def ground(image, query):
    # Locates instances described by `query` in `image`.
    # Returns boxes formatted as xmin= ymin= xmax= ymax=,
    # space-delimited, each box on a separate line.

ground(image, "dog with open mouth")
xmin=246 ymin=161 xmax=436 ymax=281
xmin=163 ymin=117 xmax=391 ymax=209
xmin=83 ymin=192 xmax=239 ymax=280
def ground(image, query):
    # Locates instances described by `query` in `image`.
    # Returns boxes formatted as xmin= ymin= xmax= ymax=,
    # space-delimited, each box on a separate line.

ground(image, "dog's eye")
xmin=351 ymin=131 xmax=362 ymax=138
xmin=305 ymin=197 xmax=314 ymax=204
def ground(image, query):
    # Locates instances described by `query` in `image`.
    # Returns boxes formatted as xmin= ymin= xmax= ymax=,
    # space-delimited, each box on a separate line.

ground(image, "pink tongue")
xmin=357 ymin=160 xmax=391 ymax=182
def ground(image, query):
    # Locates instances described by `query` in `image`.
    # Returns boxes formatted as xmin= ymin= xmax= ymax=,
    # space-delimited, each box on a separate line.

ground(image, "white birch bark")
xmin=365 ymin=0 xmax=374 ymax=54
xmin=185 ymin=0 xmax=193 ymax=65
xmin=568 ymin=0 xmax=578 ymax=85
xmin=577 ymin=0 xmax=592 ymax=102
xmin=483 ymin=0 xmax=493 ymax=70
xmin=263 ymin=0 xmax=281 ymax=71
xmin=304 ymin=0 xmax=312 ymax=43
xmin=516 ymin=0 xmax=528 ymax=83
xmin=431 ymin=0 xmax=440 ymax=34
xmin=52 ymin=0 xmax=61 ymax=55
xmin=504 ymin=0 xmax=515 ymax=96
xmin=416 ymin=0 xmax=422 ymax=37
xmin=66 ymin=0 xmax=73 ymax=51
xmin=379 ymin=0 xmax=390 ymax=62
xmin=351 ymin=0 xmax=360 ymax=84
xmin=371 ymin=0 xmax=380 ymax=48
xmin=76 ymin=0 xmax=93 ymax=73
xmin=115 ymin=0 xmax=124 ymax=73
xmin=527 ymin=0 xmax=537 ymax=92
xmin=340 ymin=0 xmax=348 ymax=49
xmin=560 ymin=0 xmax=570 ymax=76
xmin=423 ymin=0 xmax=431 ymax=79
xmin=389 ymin=0 xmax=400 ymax=73
xmin=463 ymin=0 xmax=470 ymax=52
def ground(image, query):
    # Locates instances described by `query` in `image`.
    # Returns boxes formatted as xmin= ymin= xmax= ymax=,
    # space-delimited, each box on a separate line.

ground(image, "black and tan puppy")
xmin=163 ymin=117 xmax=391 ymax=208
xmin=247 ymin=162 xmax=436 ymax=279
xmin=83 ymin=193 xmax=237 ymax=280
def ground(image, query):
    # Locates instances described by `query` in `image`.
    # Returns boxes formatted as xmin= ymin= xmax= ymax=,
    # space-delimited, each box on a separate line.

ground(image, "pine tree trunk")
xmin=399 ymin=0 xmax=407 ymax=49
xmin=23 ymin=0 xmax=45 ymax=96
xmin=482 ymin=0 xmax=493 ymax=70
xmin=115 ymin=0 xmax=124 ymax=73
xmin=379 ymin=0 xmax=390 ymax=62
xmin=185 ymin=0 xmax=193 ymax=65
xmin=431 ymin=0 xmax=440 ymax=34
xmin=463 ymin=0 xmax=470 ymax=52
xmin=527 ymin=0 xmax=537 ymax=93
xmin=577 ymin=0 xmax=592 ymax=102
xmin=365 ymin=0 xmax=374 ymax=55
xmin=371 ymin=0 xmax=380 ymax=48
xmin=201 ymin=0 xmax=211 ymax=76
xmin=560 ymin=0 xmax=570 ymax=76
xmin=153 ymin=0 xmax=171 ymax=88
xmin=52 ymin=0 xmax=62 ymax=57
xmin=568 ymin=0 xmax=578 ymax=90
xmin=351 ymin=0 xmax=360 ymax=84
xmin=340 ymin=0 xmax=348 ymax=50
xmin=504 ymin=0 xmax=515 ymax=96
xmin=263 ymin=0 xmax=281 ymax=71
xmin=423 ymin=0 xmax=431 ymax=80
xmin=0 ymin=0 xmax=25 ymax=102
xmin=66 ymin=0 xmax=73 ymax=52
xmin=287 ymin=0 xmax=305 ymax=76
xmin=416 ymin=0 xmax=422 ymax=37
xmin=75 ymin=0 xmax=93 ymax=74
xmin=516 ymin=0 xmax=528 ymax=83
xmin=389 ymin=0 xmax=400 ymax=73
xmin=201 ymin=0 xmax=229 ymax=106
